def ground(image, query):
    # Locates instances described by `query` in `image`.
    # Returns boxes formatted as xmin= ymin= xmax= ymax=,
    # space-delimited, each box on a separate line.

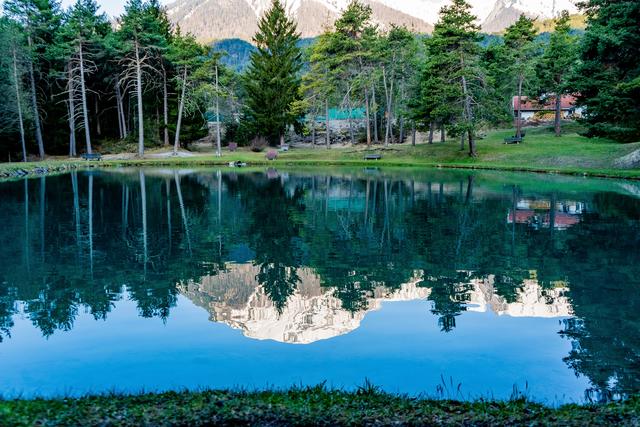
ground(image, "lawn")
xmin=1 ymin=388 xmax=639 ymax=426
xmin=1 ymin=126 xmax=639 ymax=180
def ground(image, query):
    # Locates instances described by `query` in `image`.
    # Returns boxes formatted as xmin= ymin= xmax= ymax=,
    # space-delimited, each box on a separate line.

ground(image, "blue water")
xmin=0 ymin=168 xmax=637 ymax=402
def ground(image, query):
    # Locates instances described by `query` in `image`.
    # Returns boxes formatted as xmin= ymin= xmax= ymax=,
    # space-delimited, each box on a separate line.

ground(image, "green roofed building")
xmin=307 ymin=107 xmax=367 ymax=133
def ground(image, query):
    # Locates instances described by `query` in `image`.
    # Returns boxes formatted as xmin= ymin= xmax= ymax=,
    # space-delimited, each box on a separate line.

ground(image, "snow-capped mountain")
xmin=165 ymin=0 xmax=580 ymax=42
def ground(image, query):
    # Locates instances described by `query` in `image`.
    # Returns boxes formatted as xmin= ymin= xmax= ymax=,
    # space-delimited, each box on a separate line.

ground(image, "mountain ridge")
xmin=166 ymin=0 xmax=580 ymax=43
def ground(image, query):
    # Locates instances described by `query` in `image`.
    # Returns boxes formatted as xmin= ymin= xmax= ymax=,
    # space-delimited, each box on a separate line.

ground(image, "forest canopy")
xmin=0 ymin=0 xmax=638 ymax=161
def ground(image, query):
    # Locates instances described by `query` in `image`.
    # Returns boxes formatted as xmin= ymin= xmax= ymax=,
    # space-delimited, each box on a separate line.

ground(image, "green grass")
xmin=1 ymin=389 xmax=638 ymax=426
xmin=2 ymin=126 xmax=639 ymax=181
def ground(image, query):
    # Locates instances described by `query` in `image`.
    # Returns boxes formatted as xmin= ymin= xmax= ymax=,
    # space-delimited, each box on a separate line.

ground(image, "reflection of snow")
xmin=179 ymin=265 xmax=573 ymax=344
xmin=466 ymin=276 xmax=572 ymax=318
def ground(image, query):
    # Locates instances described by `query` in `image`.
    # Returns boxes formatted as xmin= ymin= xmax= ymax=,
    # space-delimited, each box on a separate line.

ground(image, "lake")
xmin=0 ymin=167 xmax=638 ymax=403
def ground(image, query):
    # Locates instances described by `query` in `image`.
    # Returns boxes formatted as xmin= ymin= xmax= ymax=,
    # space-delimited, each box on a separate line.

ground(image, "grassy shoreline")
xmin=1 ymin=127 xmax=639 ymax=181
xmin=1 ymin=389 xmax=638 ymax=426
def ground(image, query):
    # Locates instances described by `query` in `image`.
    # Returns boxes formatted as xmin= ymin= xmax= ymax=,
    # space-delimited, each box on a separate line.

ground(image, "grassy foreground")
xmin=1 ymin=126 xmax=639 ymax=180
xmin=1 ymin=389 xmax=639 ymax=426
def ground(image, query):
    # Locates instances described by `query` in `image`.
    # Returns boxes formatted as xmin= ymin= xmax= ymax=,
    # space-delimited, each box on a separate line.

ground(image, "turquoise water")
xmin=0 ymin=168 xmax=638 ymax=403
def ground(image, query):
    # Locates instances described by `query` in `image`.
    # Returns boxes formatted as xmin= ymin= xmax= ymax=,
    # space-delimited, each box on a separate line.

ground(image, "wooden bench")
xmin=364 ymin=154 xmax=382 ymax=160
xmin=504 ymin=137 xmax=523 ymax=144
xmin=81 ymin=152 xmax=102 ymax=161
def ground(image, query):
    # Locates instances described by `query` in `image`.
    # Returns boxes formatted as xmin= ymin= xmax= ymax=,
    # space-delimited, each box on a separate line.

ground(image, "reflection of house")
xmin=508 ymin=199 xmax=585 ymax=230
xmin=179 ymin=264 xmax=573 ymax=345
xmin=512 ymin=95 xmax=583 ymax=121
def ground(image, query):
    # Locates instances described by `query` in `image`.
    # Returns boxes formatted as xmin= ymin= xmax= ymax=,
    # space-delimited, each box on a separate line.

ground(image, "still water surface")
xmin=0 ymin=168 xmax=638 ymax=402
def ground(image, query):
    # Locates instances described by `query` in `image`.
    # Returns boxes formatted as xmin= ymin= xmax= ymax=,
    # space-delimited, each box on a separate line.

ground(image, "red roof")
xmin=512 ymin=95 xmax=577 ymax=111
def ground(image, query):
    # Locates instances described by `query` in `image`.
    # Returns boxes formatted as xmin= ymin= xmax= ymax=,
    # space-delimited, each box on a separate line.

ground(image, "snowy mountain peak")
xmin=166 ymin=0 xmax=582 ymax=43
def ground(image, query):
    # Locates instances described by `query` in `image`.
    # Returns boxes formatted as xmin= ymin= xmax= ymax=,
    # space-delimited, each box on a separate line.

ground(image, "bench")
xmin=504 ymin=137 xmax=523 ymax=144
xmin=364 ymin=154 xmax=382 ymax=160
xmin=81 ymin=152 xmax=102 ymax=161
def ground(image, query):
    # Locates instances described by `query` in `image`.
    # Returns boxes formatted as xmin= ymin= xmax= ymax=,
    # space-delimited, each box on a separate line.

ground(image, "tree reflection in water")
xmin=0 ymin=168 xmax=638 ymax=399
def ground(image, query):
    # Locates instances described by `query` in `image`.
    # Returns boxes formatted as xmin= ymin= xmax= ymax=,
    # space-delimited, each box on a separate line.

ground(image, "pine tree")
xmin=117 ymin=0 xmax=169 ymax=156
xmin=57 ymin=0 xmax=111 ymax=155
xmin=427 ymin=0 xmax=482 ymax=156
xmin=167 ymin=30 xmax=206 ymax=155
xmin=4 ymin=0 xmax=61 ymax=159
xmin=575 ymin=0 xmax=640 ymax=143
xmin=503 ymin=15 xmax=538 ymax=138
xmin=243 ymin=0 xmax=302 ymax=146
xmin=537 ymin=11 xmax=578 ymax=137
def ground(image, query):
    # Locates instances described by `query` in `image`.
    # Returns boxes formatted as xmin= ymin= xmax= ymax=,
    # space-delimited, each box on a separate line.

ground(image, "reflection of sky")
xmin=0 ymin=294 xmax=589 ymax=402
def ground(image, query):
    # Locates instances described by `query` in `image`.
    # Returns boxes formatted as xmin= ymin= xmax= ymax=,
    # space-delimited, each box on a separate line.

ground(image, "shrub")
xmin=266 ymin=150 xmax=278 ymax=160
xmin=250 ymin=137 xmax=267 ymax=152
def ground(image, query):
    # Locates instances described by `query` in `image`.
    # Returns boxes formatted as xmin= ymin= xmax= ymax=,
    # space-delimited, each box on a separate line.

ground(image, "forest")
xmin=0 ymin=0 xmax=638 ymax=161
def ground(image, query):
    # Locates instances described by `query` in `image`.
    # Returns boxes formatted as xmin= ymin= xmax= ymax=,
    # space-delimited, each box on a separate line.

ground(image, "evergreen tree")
xmin=537 ymin=11 xmax=578 ymax=137
xmin=167 ymin=30 xmax=206 ymax=154
xmin=575 ymin=0 xmax=640 ymax=143
xmin=57 ymin=0 xmax=111 ymax=155
xmin=117 ymin=0 xmax=169 ymax=156
xmin=426 ymin=0 xmax=482 ymax=156
xmin=4 ymin=0 xmax=62 ymax=159
xmin=243 ymin=0 xmax=302 ymax=146
xmin=503 ymin=15 xmax=538 ymax=138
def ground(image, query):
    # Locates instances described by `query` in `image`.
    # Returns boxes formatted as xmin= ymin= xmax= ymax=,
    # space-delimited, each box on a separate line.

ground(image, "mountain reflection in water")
xmin=0 ymin=168 xmax=639 ymax=400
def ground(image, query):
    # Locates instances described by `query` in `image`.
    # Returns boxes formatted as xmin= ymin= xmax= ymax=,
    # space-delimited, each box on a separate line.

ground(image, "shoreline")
xmin=1 ymin=155 xmax=639 ymax=182
xmin=1 ymin=389 xmax=638 ymax=426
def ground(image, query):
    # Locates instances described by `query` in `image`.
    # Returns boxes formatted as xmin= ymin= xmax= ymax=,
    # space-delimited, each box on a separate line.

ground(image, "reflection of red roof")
xmin=508 ymin=210 xmax=581 ymax=229
xmin=512 ymin=95 xmax=577 ymax=111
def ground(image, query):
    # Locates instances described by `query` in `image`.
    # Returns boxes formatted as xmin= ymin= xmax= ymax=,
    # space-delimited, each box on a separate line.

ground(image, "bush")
xmin=266 ymin=150 xmax=278 ymax=160
xmin=250 ymin=137 xmax=267 ymax=152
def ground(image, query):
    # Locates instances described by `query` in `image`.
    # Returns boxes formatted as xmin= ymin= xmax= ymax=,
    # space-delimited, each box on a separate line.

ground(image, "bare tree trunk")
xmin=88 ymin=174 xmax=94 ymax=277
xmin=554 ymin=93 xmax=561 ymax=136
xmin=311 ymin=118 xmax=316 ymax=145
xmin=364 ymin=86 xmax=371 ymax=146
xmin=67 ymin=67 xmax=77 ymax=157
xmin=215 ymin=65 xmax=221 ymax=157
xmin=115 ymin=81 xmax=126 ymax=139
xmin=139 ymin=170 xmax=147 ymax=276
xmin=78 ymin=42 xmax=92 ymax=154
xmin=325 ymin=97 xmax=330 ymax=149
xmin=174 ymin=171 xmax=192 ymax=255
xmin=383 ymin=68 xmax=390 ymax=147
xmin=12 ymin=48 xmax=27 ymax=162
xmin=39 ymin=176 xmax=45 ymax=262
xmin=440 ymin=123 xmax=445 ymax=142
xmin=173 ymin=66 xmax=188 ymax=155
xmin=95 ymin=97 xmax=101 ymax=136
xmin=460 ymin=67 xmax=476 ymax=157
xmin=27 ymin=35 xmax=44 ymax=159
xmin=516 ymin=75 xmax=523 ymax=138
xmin=23 ymin=178 xmax=30 ymax=274
xmin=428 ymin=121 xmax=434 ymax=144
xmin=411 ymin=122 xmax=416 ymax=146
xmin=162 ymin=64 xmax=169 ymax=146
xmin=347 ymin=91 xmax=355 ymax=145
xmin=372 ymin=84 xmax=378 ymax=142
xmin=72 ymin=172 xmax=81 ymax=262
xmin=399 ymin=116 xmax=405 ymax=143
xmin=135 ymin=38 xmax=144 ymax=157
xmin=165 ymin=179 xmax=172 ymax=252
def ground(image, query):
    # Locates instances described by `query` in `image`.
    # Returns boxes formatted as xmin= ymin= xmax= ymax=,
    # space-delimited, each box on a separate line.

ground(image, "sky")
xmin=59 ymin=0 xmax=171 ymax=17
xmin=53 ymin=0 xmax=500 ymax=22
